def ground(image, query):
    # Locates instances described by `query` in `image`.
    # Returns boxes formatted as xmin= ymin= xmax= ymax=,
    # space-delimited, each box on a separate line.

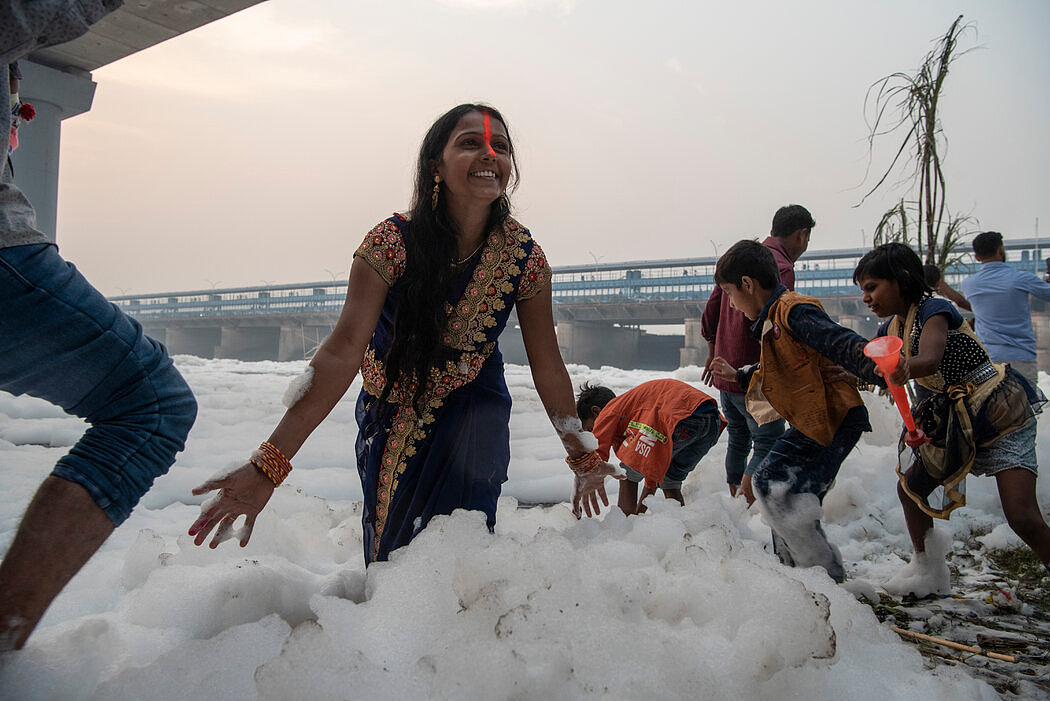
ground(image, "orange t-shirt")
xmin=592 ymin=379 xmax=723 ymax=487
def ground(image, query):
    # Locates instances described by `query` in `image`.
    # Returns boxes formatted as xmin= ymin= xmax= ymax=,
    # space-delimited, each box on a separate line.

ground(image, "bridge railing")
xmin=109 ymin=238 xmax=1047 ymax=319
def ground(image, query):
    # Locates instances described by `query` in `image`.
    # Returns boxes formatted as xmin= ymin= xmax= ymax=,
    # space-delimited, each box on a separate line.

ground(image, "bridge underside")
xmin=139 ymin=299 xmax=1050 ymax=371
xmin=554 ymin=300 xmax=704 ymax=326
xmin=136 ymin=295 xmax=919 ymax=371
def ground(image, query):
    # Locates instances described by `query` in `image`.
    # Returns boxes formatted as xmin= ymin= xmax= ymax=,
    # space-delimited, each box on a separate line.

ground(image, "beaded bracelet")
xmin=250 ymin=441 xmax=293 ymax=486
xmin=565 ymin=450 xmax=602 ymax=476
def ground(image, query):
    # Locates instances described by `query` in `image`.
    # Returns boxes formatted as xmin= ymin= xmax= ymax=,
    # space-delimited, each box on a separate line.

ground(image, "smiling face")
xmin=856 ymin=274 xmax=907 ymax=318
xmin=719 ymin=279 xmax=765 ymax=321
xmin=433 ymin=111 xmax=512 ymax=210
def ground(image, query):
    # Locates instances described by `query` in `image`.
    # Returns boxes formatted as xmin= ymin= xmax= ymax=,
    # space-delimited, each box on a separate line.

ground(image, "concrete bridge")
xmin=112 ymin=238 xmax=1050 ymax=370
xmin=20 ymin=10 xmax=1049 ymax=370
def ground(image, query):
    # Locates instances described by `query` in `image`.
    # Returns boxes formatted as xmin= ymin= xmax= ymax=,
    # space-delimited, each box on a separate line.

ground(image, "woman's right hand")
xmin=572 ymin=461 xmax=625 ymax=519
xmin=188 ymin=463 xmax=276 ymax=548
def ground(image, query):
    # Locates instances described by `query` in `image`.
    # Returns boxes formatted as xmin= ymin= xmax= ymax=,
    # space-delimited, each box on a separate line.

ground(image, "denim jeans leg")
xmin=744 ymin=412 xmax=785 ymax=477
xmin=753 ymin=425 xmax=862 ymax=583
xmin=661 ymin=412 xmax=721 ymax=489
xmin=0 ymin=244 xmax=197 ymax=525
xmin=619 ymin=463 xmax=644 ymax=484
xmin=720 ymin=392 xmax=751 ymax=486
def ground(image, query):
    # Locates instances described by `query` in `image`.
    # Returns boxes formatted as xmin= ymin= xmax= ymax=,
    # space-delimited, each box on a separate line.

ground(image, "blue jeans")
xmin=0 ymin=244 xmax=197 ymax=525
xmin=621 ymin=408 xmax=722 ymax=489
xmin=720 ymin=391 xmax=784 ymax=486
xmin=752 ymin=407 xmax=868 ymax=583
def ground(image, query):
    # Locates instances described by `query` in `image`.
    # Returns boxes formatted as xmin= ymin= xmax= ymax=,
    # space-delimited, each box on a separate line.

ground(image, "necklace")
xmin=454 ymin=240 xmax=485 ymax=266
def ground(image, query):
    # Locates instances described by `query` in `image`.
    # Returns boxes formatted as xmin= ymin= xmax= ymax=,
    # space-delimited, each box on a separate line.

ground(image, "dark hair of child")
xmin=576 ymin=382 xmax=616 ymax=419
xmin=852 ymin=242 xmax=933 ymax=306
xmin=713 ymin=239 xmax=780 ymax=289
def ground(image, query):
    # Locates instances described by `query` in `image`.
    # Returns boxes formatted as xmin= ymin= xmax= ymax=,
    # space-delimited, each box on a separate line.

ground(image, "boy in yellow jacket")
xmin=708 ymin=240 xmax=905 ymax=582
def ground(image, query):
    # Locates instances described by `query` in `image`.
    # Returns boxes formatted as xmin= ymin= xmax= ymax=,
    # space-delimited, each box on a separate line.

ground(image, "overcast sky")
xmin=46 ymin=0 xmax=1050 ymax=295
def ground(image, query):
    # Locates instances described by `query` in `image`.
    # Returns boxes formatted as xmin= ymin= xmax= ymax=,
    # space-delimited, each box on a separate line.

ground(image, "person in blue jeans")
xmin=0 ymin=1 xmax=197 ymax=652
xmin=701 ymin=205 xmax=814 ymax=503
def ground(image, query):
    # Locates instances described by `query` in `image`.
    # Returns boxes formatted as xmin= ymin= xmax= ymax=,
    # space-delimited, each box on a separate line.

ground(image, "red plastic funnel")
xmin=863 ymin=336 xmax=929 ymax=447
xmin=863 ymin=336 xmax=903 ymax=376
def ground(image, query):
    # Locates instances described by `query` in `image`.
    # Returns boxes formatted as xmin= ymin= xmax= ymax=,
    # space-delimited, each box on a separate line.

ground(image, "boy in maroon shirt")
xmin=701 ymin=204 xmax=814 ymax=502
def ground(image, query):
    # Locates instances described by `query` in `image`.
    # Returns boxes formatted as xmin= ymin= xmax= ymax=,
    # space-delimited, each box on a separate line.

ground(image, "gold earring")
xmin=432 ymin=175 xmax=441 ymax=211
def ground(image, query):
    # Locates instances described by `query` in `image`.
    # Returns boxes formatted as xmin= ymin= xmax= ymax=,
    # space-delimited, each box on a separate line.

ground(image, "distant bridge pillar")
xmin=16 ymin=61 xmax=98 ymax=241
xmin=278 ymin=323 xmax=333 ymax=361
xmin=165 ymin=327 xmax=220 ymax=358
xmin=1035 ymin=313 xmax=1050 ymax=373
xmin=557 ymin=320 xmax=640 ymax=368
xmin=556 ymin=320 xmax=576 ymax=363
xmin=217 ymin=325 xmax=279 ymax=361
xmin=680 ymin=317 xmax=706 ymax=368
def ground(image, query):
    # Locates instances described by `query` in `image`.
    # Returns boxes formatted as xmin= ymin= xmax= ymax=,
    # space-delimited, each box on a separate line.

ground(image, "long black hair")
xmin=852 ymin=242 xmax=932 ymax=306
xmin=379 ymin=103 xmax=519 ymax=414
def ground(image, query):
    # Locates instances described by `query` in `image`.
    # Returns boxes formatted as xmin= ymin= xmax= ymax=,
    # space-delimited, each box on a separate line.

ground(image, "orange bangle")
xmin=565 ymin=450 xmax=602 ymax=475
xmin=250 ymin=441 xmax=292 ymax=486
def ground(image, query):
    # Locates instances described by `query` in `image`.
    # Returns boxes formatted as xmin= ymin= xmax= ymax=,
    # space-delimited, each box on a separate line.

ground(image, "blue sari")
xmin=353 ymin=214 xmax=550 ymax=563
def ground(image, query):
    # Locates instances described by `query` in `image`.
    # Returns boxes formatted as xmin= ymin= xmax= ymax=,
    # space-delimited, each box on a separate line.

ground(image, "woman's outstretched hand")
xmin=572 ymin=462 xmax=625 ymax=519
xmin=188 ymin=463 xmax=276 ymax=548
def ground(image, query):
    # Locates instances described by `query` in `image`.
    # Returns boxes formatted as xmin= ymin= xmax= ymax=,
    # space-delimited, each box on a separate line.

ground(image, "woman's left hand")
xmin=572 ymin=462 xmax=624 ymax=519
xmin=188 ymin=463 xmax=276 ymax=548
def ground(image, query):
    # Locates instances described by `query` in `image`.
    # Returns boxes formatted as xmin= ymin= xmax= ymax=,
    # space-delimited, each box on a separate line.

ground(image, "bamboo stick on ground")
xmin=891 ymin=626 xmax=1017 ymax=663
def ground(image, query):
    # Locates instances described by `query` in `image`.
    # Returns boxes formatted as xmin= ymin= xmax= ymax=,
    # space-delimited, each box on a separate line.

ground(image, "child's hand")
xmin=707 ymin=356 xmax=737 ymax=383
xmin=888 ymin=355 xmax=910 ymax=385
xmin=701 ymin=341 xmax=717 ymax=385
xmin=873 ymin=353 xmax=910 ymax=386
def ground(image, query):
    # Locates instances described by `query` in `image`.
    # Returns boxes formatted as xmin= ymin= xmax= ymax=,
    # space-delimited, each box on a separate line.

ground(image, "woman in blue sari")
xmin=187 ymin=104 xmax=619 ymax=562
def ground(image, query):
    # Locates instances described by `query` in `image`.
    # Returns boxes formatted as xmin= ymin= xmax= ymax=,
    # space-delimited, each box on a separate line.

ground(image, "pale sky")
xmin=47 ymin=0 xmax=1050 ymax=295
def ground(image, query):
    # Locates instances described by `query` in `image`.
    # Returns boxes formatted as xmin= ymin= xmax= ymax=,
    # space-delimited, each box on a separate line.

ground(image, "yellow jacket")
xmin=746 ymin=291 xmax=864 ymax=446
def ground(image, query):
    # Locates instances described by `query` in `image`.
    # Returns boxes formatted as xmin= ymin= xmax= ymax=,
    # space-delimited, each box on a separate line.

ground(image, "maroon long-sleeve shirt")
xmin=700 ymin=236 xmax=796 ymax=394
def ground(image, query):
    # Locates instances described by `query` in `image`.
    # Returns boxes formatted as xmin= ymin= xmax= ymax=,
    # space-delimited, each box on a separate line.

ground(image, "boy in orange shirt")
xmin=578 ymin=379 xmax=726 ymax=514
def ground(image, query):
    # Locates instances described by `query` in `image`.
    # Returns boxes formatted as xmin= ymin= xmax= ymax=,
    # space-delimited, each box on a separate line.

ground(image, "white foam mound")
xmin=0 ymin=358 xmax=1032 ymax=699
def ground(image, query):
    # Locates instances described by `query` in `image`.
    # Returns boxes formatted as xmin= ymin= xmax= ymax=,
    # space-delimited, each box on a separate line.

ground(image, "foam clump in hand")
xmin=552 ymin=414 xmax=598 ymax=452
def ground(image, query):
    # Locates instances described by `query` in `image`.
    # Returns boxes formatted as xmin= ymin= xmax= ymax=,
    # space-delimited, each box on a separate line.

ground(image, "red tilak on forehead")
xmin=483 ymin=113 xmax=496 ymax=156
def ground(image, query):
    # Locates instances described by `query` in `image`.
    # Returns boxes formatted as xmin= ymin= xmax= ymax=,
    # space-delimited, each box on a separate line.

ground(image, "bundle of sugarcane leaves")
xmin=865 ymin=540 xmax=1049 ymax=698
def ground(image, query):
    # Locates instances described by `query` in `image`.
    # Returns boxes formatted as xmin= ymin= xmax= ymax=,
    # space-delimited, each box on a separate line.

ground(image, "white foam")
xmin=0 ymin=357 xmax=1038 ymax=698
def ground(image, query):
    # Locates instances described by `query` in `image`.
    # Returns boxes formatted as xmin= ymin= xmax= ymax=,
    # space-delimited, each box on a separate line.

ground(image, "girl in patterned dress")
xmin=854 ymin=243 xmax=1049 ymax=594
xmin=188 ymin=105 xmax=620 ymax=562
